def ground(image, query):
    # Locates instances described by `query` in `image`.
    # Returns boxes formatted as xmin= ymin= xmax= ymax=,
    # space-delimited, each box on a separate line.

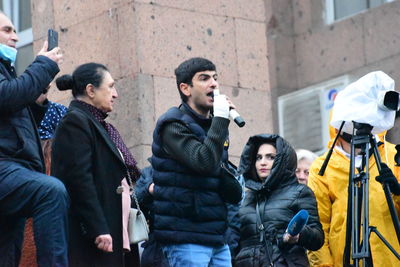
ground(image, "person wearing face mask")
xmin=234 ymin=134 xmax=324 ymax=267
xmin=295 ymin=149 xmax=317 ymax=185
xmin=0 ymin=11 xmax=68 ymax=267
xmin=51 ymin=63 xmax=141 ymax=266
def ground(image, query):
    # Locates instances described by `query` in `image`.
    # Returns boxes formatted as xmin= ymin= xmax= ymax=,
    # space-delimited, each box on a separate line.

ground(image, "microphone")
xmin=286 ymin=209 xmax=309 ymax=236
xmin=213 ymin=90 xmax=245 ymax=127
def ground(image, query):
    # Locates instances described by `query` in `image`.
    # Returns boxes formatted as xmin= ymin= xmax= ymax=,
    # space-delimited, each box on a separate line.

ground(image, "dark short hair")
xmin=174 ymin=57 xmax=216 ymax=102
xmin=56 ymin=63 xmax=109 ymax=98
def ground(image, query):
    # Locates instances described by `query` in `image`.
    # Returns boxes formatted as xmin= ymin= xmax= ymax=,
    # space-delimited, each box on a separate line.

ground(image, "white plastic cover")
xmin=330 ymin=71 xmax=396 ymax=134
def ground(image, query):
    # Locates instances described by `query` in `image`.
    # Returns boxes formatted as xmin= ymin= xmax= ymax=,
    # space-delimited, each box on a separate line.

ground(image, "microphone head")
xmin=287 ymin=209 xmax=309 ymax=236
xmin=234 ymin=116 xmax=245 ymax=127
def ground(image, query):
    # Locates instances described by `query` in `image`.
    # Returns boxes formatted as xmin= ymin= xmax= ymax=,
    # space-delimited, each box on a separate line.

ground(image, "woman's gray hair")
xmin=296 ymin=149 xmax=317 ymax=162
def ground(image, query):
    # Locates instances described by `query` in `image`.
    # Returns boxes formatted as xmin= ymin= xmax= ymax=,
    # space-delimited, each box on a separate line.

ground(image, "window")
xmin=326 ymin=0 xmax=395 ymax=23
xmin=278 ymin=75 xmax=349 ymax=154
xmin=0 ymin=0 xmax=33 ymax=75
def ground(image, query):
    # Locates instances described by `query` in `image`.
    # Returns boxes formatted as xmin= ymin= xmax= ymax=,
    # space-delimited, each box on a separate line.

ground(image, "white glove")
xmin=213 ymin=94 xmax=230 ymax=119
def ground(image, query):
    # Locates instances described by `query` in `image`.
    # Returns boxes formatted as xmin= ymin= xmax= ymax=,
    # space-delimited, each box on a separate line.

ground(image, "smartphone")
xmin=47 ymin=29 xmax=58 ymax=51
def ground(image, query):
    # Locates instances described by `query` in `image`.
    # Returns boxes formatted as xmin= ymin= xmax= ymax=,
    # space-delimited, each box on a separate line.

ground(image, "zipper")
xmin=221 ymin=162 xmax=236 ymax=177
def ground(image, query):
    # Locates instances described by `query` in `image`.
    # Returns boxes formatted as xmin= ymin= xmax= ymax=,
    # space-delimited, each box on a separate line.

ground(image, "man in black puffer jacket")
xmin=0 ymin=12 xmax=68 ymax=267
xmin=151 ymin=57 xmax=243 ymax=266
xmin=234 ymin=134 xmax=323 ymax=267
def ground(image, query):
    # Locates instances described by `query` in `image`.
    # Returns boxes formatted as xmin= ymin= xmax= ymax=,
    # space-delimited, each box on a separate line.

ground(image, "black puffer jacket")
xmin=234 ymin=134 xmax=323 ymax=267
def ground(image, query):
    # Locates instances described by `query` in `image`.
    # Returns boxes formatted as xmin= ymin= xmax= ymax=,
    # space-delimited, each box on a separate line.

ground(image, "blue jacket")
xmin=151 ymin=106 xmax=229 ymax=246
xmin=0 ymin=56 xmax=59 ymax=200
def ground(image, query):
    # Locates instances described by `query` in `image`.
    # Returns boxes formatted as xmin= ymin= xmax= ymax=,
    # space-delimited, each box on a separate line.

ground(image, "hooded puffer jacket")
xmin=234 ymin=134 xmax=324 ymax=267
xmin=307 ymin=133 xmax=400 ymax=267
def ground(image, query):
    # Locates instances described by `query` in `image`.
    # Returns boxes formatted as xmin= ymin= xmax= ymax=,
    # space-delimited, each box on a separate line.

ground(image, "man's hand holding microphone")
xmin=213 ymin=89 xmax=245 ymax=127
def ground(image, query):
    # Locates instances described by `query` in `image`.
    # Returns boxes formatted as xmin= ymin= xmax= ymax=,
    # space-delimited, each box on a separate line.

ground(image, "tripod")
xmin=343 ymin=122 xmax=400 ymax=267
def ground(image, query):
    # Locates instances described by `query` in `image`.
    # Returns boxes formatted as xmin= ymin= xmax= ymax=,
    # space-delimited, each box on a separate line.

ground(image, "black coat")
xmin=234 ymin=134 xmax=323 ymax=267
xmin=0 ymin=56 xmax=58 ymax=200
xmin=51 ymin=100 xmax=139 ymax=267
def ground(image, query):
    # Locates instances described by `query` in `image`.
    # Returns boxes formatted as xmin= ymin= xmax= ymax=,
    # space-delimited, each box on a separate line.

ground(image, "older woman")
xmin=295 ymin=149 xmax=317 ymax=185
xmin=51 ymin=63 xmax=140 ymax=266
xmin=234 ymin=134 xmax=323 ymax=267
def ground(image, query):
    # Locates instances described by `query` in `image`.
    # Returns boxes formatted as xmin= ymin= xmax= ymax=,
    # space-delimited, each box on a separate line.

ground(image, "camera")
xmin=331 ymin=71 xmax=398 ymax=135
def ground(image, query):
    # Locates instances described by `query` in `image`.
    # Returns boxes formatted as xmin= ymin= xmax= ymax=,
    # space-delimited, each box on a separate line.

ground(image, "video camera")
xmin=330 ymin=71 xmax=399 ymax=135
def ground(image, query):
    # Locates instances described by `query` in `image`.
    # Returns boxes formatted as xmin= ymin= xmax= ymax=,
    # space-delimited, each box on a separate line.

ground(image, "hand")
xmin=283 ymin=232 xmax=299 ymax=244
xmin=376 ymin=163 xmax=400 ymax=195
xmin=225 ymin=95 xmax=237 ymax=110
xmin=35 ymin=84 xmax=50 ymax=105
xmin=213 ymin=94 xmax=230 ymax=119
xmin=94 ymin=234 xmax=113 ymax=252
xmin=149 ymin=183 xmax=154 ymax=195
xmin=37 ymin=41 xmax=63 ymax=65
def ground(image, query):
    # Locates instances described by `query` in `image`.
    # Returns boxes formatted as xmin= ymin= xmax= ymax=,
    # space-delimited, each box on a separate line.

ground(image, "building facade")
xmin=1 ymin=0 xmax=398 ymax=265
xmin=4 ymin=0 xmax=400 ymax=166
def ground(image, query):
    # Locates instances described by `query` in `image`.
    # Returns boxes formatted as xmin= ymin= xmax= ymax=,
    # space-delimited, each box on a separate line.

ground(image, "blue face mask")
xmin=0 ymin=43 xmax=17 ymax=64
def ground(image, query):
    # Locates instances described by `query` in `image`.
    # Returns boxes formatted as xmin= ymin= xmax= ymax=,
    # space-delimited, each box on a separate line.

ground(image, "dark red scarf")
xmin=77 ymin=100 xmax=140 ymax=180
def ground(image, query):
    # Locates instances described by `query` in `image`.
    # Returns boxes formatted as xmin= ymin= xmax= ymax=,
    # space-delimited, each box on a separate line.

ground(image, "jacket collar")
xmin=180 ymin=102 xmax=212 ymax=129
xmin=68 ymin=100 xmax=125 ymax=166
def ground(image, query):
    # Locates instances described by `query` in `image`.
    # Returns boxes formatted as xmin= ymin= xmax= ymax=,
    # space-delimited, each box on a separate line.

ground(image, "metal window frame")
xmin=325 ymin=0 xmax=395 ymax=24
xmin=278 ymin=75 xmax=349 ymax=154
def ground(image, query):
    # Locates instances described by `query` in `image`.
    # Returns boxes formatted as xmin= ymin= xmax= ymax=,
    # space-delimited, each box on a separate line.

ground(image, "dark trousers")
xmin=0 ymin=162 xmax=69 ymax=267
xmin=141 ymin=233 xmax=169 ymax=267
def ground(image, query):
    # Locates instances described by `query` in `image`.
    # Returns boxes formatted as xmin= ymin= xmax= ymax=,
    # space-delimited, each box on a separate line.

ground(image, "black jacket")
xmin=234 ymin=134 xmax=323 ymax=267
xmin=136 ymin=164 xmax=243 ymax=266
xmin=151 ymin=105 xmax=241 ymax=246
xmin=51 ymin=100 xmax=139 ymax=266
xmin=0 ymin=56 xmax=58 ymax=200
xmin=151 ymin=105 xmax=230 ymax=246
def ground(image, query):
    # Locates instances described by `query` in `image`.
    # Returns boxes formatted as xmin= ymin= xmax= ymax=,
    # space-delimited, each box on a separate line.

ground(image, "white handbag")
xmin=128 ymin=207 xmax=149 ymax=244
xmin=126 ymin=172 xmax=149 ymax=244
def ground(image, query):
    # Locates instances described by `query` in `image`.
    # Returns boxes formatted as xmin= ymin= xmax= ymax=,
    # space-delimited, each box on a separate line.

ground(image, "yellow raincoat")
xmin=307 ymin=134 xmax=400 ymax=266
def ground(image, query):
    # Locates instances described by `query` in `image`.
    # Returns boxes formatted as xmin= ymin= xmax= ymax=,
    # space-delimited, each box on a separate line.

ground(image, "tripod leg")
xmin=371 ymin=137 xmax=400 ymax=244
xmin=370 ymin=227 xmax=400 ymax=259
xmin=343 ymin=177 xmax=353 ymax=267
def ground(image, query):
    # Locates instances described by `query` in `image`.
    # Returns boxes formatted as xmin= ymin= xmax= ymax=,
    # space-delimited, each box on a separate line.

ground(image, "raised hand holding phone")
xmin=47 ymin=29 xmax=58 ymax=51
xmin=38 ymin=29 xmax=63 ymax=65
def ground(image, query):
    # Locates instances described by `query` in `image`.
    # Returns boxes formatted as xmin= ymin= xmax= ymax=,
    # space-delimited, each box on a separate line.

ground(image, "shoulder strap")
xmin=255 ymin=195 xmax=273 ymax=267
xmin=126 ymin=167 xmax=144 ymax=215
xmin=118 ymin=148 xmax=144 ymax=215
xmin=255 ymin=200 xmax=265 ymax=243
